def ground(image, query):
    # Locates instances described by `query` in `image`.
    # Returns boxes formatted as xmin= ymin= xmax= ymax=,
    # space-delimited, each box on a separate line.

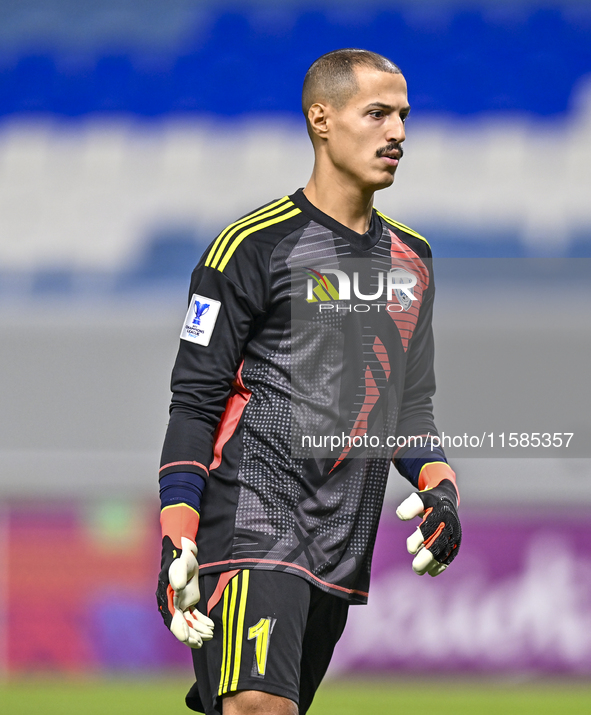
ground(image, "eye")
xmin=369 ymin=110 xmax=384 ymax=119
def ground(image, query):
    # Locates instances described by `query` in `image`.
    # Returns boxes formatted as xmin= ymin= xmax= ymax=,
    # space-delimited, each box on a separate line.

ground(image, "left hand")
xmin=396 ymin=466 xmax=461 ymax=577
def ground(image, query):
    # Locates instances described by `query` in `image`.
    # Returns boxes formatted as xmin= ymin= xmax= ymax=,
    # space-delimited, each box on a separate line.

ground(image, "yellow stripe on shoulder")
xmin=376 ymin=210 xmax=431 ymax=249
xmin=205 ymin=196 xmax=291 ymax=268
xmin=217 ymin=206 xmax=302 ymax=273
xmin=210 ymin=199 xmax=296 ymax=270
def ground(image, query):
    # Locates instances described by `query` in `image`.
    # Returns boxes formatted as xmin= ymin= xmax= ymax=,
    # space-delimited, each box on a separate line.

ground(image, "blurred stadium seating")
xmin=0 ymin=0 xmax=590 ymax=287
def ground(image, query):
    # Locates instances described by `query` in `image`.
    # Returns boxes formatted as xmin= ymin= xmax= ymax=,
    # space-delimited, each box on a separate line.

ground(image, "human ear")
xmin=307 ymin=103 xmax=329 ymax=139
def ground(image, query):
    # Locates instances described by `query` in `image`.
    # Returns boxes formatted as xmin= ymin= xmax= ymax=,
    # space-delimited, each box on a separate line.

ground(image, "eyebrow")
xmin=365 ymin=102 xmax=411 ymax=114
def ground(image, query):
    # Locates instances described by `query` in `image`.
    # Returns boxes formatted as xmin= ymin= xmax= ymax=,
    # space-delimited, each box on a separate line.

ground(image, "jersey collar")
xmin=289 ymin=188 xmax=382 ymax=253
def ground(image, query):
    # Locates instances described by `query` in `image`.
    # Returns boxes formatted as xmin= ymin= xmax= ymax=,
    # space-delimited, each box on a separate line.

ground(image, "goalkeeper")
xmin=157 ymin=48 xmax=461 ymax=715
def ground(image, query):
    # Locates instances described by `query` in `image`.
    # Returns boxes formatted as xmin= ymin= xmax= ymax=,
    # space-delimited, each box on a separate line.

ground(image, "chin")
xmin=371 ymin=172 xmax=396 ymax=191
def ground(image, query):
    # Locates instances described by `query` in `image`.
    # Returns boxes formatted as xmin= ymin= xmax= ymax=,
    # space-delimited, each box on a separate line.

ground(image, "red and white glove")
xmin=396 ymin=463 xmax=461 ymax=577
xmin=156 ymin=504 xmax=214 ymax=648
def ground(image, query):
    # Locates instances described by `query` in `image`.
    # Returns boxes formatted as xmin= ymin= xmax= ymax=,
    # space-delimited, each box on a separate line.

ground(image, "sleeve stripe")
xmin=217 ymin=207 xmax=302 ymax=272
xmin=159 ymin=460 xmax=209 ymax=475
xmin=376 ymin=210 xmax=431 ymax=249
xmin=205 ymin=196 xmax=291 ymax=268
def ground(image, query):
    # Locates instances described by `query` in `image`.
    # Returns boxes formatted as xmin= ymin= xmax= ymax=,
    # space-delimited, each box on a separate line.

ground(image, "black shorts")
xmin=185 ymin=569 xmax=349 ymax=715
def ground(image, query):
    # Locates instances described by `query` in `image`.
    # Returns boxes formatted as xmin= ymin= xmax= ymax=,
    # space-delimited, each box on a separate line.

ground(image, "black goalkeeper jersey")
xmin=160 ymin=189 xmax=442 ymax=604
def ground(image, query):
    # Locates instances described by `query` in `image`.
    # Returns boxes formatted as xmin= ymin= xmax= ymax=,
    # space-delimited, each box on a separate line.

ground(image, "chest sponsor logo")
xmin=180 ymin=294 xmax=221 ymax=346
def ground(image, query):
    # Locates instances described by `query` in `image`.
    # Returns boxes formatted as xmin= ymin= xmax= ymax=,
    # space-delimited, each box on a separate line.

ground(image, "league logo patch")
xmin=181 ymin=293 xmax=221 ymax=346
xmin=192 ymin=300 xmax=210 ymax=325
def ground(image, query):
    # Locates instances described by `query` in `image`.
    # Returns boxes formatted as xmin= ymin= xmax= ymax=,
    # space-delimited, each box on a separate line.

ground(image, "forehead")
xmin=346 ymin=66 xmax=408 ymax=108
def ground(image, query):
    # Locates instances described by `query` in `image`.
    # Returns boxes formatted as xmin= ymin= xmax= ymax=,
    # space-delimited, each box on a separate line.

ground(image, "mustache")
xmin=376 ymin=143 xmax=404 ymax=159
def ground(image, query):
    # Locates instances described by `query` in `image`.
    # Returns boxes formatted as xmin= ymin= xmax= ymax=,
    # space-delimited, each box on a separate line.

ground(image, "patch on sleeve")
xmin=180 ymin=294 xmax=221 ymax=346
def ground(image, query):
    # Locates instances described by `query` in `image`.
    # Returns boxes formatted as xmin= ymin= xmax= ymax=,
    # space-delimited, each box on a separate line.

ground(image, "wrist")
xmin=418 ymin=462 xmax=459 ymax=505
xmin=160 ymin=503 xmax=200 ymax=549
xmin=159 ymin=472 xmax=206 ymax=549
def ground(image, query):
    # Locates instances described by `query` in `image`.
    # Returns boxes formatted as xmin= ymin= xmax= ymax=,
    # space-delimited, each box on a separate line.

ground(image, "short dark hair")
xmin=302 ymin=48 xmax=401 ymax=117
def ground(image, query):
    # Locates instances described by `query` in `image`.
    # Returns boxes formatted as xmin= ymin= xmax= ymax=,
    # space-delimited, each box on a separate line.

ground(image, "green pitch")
xmin=2 ymin=678 xmax=591 ymax=714
xmin=311 ymin=680 xmax=591 ymax=715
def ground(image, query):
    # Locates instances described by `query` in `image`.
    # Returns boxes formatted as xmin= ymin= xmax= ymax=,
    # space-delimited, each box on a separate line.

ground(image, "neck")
xmin=303 ymin=163 xmax=374 ymax=234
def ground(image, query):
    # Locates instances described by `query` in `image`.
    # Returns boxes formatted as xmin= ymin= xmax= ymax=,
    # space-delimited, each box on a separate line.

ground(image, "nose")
xmin=386 ymin=115 xmax=406 ymax=144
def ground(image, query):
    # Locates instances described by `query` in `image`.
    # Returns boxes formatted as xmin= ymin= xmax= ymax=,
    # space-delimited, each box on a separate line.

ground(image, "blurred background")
xmin=1 ymin=0 xmax=591 ymax=710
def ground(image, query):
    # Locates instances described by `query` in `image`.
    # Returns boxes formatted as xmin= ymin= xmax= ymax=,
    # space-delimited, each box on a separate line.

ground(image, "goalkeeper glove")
xmin=396 ymin=463 xmax=461 ymax=577
xmin=156 ymin=503 xmax=214 ymax=648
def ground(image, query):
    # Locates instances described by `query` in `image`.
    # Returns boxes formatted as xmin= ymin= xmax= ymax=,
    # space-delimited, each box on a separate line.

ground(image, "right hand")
xmin=156 ymin=505 xmax=214 ymax=648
